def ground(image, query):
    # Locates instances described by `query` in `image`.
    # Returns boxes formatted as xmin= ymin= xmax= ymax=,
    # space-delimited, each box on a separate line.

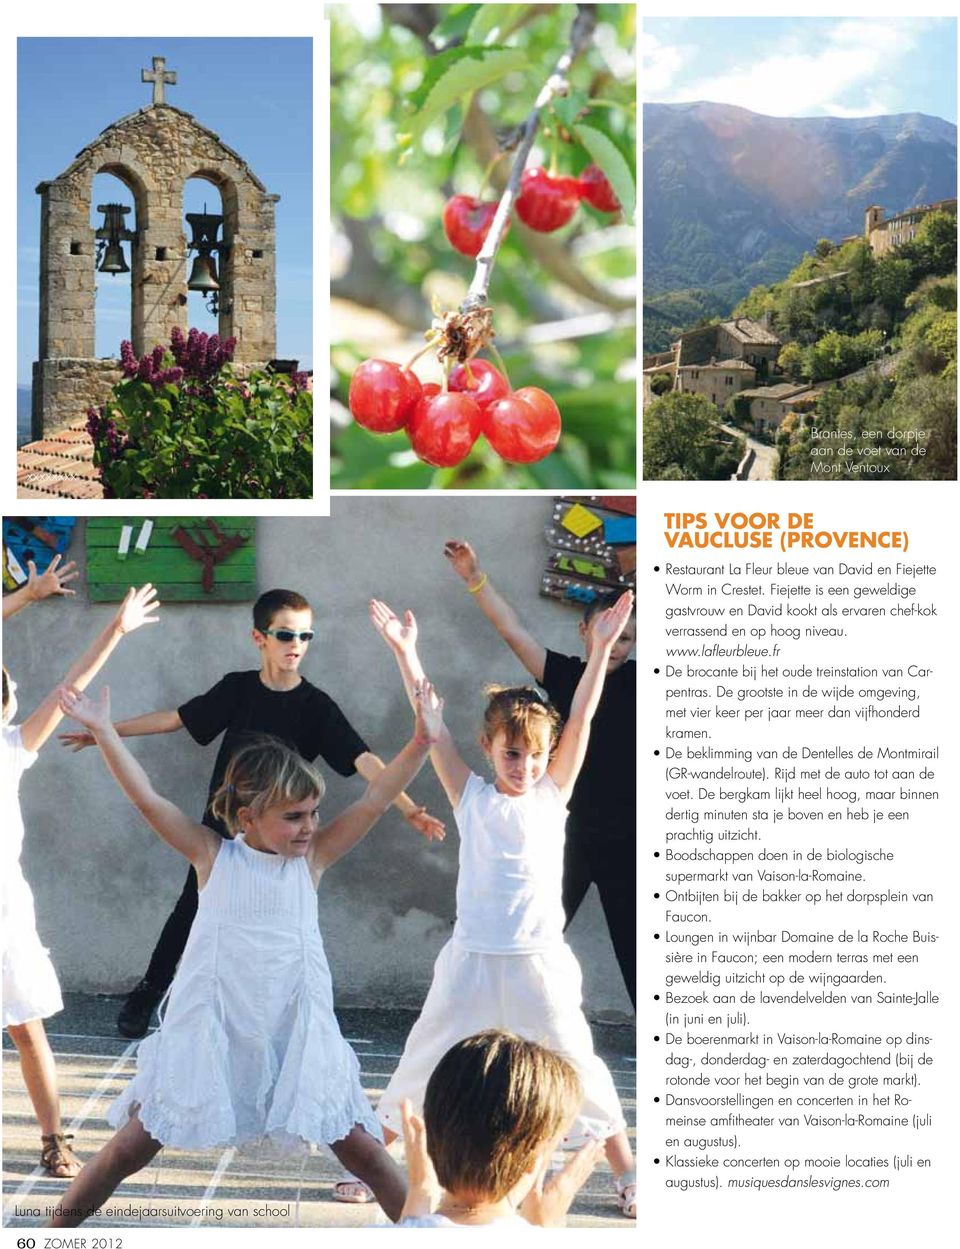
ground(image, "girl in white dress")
xmin=47 ymin=678 xmax=438 ymax=1227
xmin=369 ymin=592 xmax=637 ymax=1219
xmin=3 ymin=582 xmax=159 ymax=1178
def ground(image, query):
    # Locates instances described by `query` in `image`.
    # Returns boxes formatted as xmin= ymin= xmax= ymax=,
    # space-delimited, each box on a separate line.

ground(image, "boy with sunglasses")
xmin=61 ymin=588 xmax=444 ymax=1040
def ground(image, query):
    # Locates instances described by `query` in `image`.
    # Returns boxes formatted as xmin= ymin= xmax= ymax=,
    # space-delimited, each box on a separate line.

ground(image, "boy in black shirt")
xmin=61 ymin=588 xmax=444 ymax=1037
xmin=444 ymin=541 xmax=635 ymax=1008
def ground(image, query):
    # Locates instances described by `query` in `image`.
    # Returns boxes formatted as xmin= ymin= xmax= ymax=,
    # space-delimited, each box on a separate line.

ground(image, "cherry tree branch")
xmin=460 ymin=3 xmax=598 ymax=313
xmin=461 ymin=99 xmax=633 ymax=313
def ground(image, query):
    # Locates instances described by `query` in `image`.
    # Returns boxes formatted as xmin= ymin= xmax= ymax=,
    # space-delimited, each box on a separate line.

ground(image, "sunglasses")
xmin=262 ymin=628 xmax=315 ymax=643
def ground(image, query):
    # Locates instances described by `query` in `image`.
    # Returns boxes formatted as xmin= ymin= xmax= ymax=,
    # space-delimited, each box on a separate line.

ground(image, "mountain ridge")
xmin=644 ymin=101 xmax=957 ymax=303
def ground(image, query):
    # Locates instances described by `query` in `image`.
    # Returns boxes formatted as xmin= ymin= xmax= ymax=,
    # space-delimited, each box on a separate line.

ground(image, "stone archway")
xmin=32 ymin=56 xmax=279 ymax=439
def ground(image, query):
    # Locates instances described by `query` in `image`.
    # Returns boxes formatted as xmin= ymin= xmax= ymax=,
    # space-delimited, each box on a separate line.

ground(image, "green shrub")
xmin=87 ymin=330 xmax=312 ymax=498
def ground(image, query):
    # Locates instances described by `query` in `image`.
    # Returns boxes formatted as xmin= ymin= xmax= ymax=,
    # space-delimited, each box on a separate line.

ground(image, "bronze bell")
xmin=187 ymin=253 xmax=219 ymax=293
xmin=99 ymin=241 xmax=130 ymax=275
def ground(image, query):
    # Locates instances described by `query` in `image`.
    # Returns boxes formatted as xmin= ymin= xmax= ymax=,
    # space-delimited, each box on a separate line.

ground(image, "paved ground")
xmin=16 ymin=420 xmax=104 ymax=500
xmin=722 ymin=424 xmax=778 ymax=480
xmin=3 ymin=994 xmax=635 ymax=1229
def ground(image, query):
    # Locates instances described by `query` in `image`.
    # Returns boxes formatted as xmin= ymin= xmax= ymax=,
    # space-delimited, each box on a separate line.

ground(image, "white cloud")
xmin=641 ymin=31 xmax=687 ymax=96
xmin=647 ymin=18 xmax=928 ymax=117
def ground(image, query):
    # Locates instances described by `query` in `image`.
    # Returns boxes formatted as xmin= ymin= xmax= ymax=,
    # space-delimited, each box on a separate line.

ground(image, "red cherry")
xmin=421 ymin=382 xmax=442 ymax=398
xmin=515 ymin=168 xmax=580 ymax=232
xmin=448 ymin=359 xmax=510 ymax=410
xmin=442 ymin=195 xmax=506 ymax=257
xmin=483 ymin=387 xmax=561 ymax=463
xmin=579 ymin=164 xmax=620 ymax=213
xmin=407 ymin=392 xmax=483 ymax=467
xmin=349 ymin=359 xmax=421 ymax=433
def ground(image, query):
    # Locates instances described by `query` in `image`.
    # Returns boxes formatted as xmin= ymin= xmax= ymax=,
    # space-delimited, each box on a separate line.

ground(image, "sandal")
xmin=40 ymin=1132 xmax=81 ymax=1178
xmin=333 ymin=1178 xmax=375 ymax=1203
xmin=616 ymin=1170 xmax=636 ymax=1219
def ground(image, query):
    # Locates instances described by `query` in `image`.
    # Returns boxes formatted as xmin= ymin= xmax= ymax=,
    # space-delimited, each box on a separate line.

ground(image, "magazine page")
xmin=3 ymin=4 xmax=958 ymax=1248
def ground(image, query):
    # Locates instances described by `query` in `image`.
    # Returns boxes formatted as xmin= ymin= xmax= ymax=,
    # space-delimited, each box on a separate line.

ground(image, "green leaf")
xmin=466 ymin=4 xmax=528 ymax=46
xmin=409 ymin=46 xmax=528 ymax=138
xmin=431 ymin=5 xmax=482 ymax=48
xmin=573 ymin=121 xmax=635 ymax=222
xmin=551 ymin=89 xmax=589 ymax=129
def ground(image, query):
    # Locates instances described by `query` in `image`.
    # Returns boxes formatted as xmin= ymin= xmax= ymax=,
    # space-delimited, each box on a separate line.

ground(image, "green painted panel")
xmin=88 ymin=583 xmax=254 ymax=603
xmin=85 ymin=518 xmax=257 ymax=603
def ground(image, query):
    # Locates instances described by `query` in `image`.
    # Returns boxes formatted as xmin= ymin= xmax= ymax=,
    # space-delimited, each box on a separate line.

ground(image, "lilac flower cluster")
xmin=169 ymin=326 xmax=237 ymax=383
xmin=86 ymin=405 xmax=130 ymax=462
xmin=119 ymin=339 xmax=184 ymax=388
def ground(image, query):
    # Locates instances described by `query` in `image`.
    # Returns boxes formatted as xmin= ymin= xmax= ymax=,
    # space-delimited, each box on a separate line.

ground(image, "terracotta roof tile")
xmin=16 ymin=426 xmax=104 ymax=499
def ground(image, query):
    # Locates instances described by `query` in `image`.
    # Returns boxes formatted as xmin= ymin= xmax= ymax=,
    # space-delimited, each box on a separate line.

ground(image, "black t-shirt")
xmin=178 ymin=670 xmax=369 ymax=835
xmin=540 ymin=651 xmax=635 ymax=839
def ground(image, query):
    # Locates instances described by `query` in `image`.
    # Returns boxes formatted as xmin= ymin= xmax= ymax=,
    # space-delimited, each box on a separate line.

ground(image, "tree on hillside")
xmin=874 ymin=256 xmax=914 ymax=313
xmin=804 ymin=329 xmax=883 ymax=382
xmin=777 ymin=342 xmax=805 ymax=380
xmin=884 ymin=375 xmax=957 ymax=480
xmin=901 ymin=211 xmax=958 ymax=278
xmin=643 ymin=391 xmax=744 ymax=480
xmin=845 ymin=241 xmax=876 ymax=306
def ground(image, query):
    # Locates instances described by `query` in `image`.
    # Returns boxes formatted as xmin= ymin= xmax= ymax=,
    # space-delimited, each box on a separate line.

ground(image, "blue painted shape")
xmin=603 ymin=516 xmax=636 ymax=545
xmin=564 ymin=584 xmax=598 ymax=603
xmin=3 ymin=517 xmax=77 ymax=575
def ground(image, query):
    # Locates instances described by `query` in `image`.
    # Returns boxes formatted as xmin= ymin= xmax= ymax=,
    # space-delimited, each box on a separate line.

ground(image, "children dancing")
xmin=3 ymin=584 xmax=159 ymax=1177
xmin=9 ymin=543 xmax=636 ymax=1227
xmin=47 ymin=679 xmax=438 ymax=1227
xmin=59 ymin=587 xmax=443 ymax=1043
xmin=369 ymin=592 xmax=637 ymax=1218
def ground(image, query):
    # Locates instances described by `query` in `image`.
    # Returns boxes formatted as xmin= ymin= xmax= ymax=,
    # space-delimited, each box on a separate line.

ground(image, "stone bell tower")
xmin=32 ymin=56 xmax=279 ymax=439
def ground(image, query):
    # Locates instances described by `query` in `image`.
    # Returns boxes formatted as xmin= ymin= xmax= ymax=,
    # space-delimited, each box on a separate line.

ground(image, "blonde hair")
xmin=423 ymin=1030 xmax=582 ymax=1201
xmin=482 ymin=684 xmax=561 ymax=751
xmin=210 ymin=735 xmax=325 ymax=835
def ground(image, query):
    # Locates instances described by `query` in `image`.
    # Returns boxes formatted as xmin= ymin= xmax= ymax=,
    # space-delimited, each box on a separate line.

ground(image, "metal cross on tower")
xmin=141 ymin=56 xmax=177 ymax=105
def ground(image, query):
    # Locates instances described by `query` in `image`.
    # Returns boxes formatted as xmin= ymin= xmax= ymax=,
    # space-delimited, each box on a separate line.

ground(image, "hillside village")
xmin=643 ymin=199 xmax=957 ymax=441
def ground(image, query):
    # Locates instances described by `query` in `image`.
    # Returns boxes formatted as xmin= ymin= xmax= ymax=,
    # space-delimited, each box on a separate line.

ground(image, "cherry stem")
xmin=477 ymin=151 xmax=506 ymax=200
xmin=487 ymin=342 xmax=513 ymax=391
xmin=460 ymin=4 xmax=598 ymax=314
xmin=441 ymin=359 xmax=450 ymax=394
xmin=403 ymin=339 xmax=438 ymax=372
xmin=548 ymin=127 xmax=560 ymax=177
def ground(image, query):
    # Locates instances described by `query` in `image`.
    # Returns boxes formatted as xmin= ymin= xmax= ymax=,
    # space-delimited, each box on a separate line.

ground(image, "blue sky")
xmin=17 ymin=38 xmax=312 ymax=386
xmin=643 ymin=17 xmax=956 ymax=124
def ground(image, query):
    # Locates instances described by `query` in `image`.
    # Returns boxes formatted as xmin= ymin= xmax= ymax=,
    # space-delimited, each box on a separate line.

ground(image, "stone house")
xmin=675 ymin=358 xmax=756 ymax=407
xmin=711 ymin=318 xmax=781 ymax=373
xmin=737 ymin=382 xmax=824 ymax=435
xmin=642 ymin=316 xmax=781 ymax=408
xmin=864 ymin=200 xmax=957 ymax=257
xmin=673 ymin=318 xmax=780 ymax=377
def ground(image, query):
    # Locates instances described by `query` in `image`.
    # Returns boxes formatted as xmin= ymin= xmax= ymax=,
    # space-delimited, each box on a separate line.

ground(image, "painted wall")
xmin=5 ymin=500 xmax=635 ymax=1020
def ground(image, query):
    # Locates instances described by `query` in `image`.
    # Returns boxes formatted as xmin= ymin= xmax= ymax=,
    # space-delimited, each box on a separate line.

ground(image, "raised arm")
xmin=353 ymin=751 xmax=445 ymax=842
xmin=311 ymin=682 xmax=438 ymax=870
xmin=60 ymin=707 xmax=183 ymax=753
xmin=369 ymin=600 xmax=470 ymax=807
xmin=58 ymin=686 xmax=220 ymax=874
xmin=547 ymin=591 xmax=634 ymax=802
xmin=19 ymin=585 xmax=160 ymax=754
xmin=368 ymin=599 xmax=426 ymax=707
xmin=444 ymin=539 xmax=546 ymax=683
xmin=3 ymin=555 xmax=79 ymax=619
